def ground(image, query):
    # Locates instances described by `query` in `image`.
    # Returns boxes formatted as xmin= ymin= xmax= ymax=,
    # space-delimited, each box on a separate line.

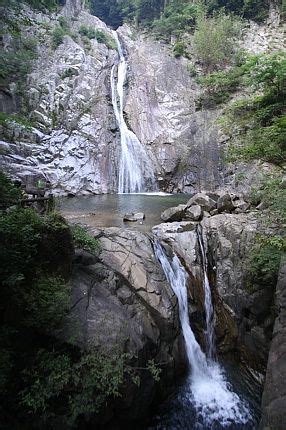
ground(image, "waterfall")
xmin=110 ymin=31 xmax=156 ymax=194
xmin=154 ymin=240 xmax=252 ymax=428
xmin=197 ymin=224 xmax=216 ymax=359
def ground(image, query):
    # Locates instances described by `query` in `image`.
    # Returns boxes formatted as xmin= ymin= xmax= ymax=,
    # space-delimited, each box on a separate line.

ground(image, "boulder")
xmin=184 ymin=204 xmax=202 ymax=221
xmin=161 ymin=204 xmax=186 ymax=222
xmin=123 ymin=212 xmax=145 ymax=222
xmin=186 ymin=193 xmax=216 ymax=212
xmin=217 ymin=193 xmax=235 ymax=213
xmin=233 ymin=199 xmax=250 ymax=212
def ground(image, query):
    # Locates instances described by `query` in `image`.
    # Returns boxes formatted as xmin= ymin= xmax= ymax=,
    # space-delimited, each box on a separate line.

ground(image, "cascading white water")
xmin=197 ymin=224 xmax=216 ymax=359
xmin=154 ymin=240 xmax=252 ymax=428
xmin=110 ymin=31 xmax=156 ymax=194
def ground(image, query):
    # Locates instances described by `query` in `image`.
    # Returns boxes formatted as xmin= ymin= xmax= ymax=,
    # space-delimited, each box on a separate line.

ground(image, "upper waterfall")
xmin=110 ymin=31 xmax=156 ymax=194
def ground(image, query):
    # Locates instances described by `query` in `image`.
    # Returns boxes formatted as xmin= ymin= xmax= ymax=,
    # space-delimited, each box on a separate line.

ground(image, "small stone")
xmin=123 ymin=212 xmax=145 ymax=222
xmin=210 ymin=209 xmax=218 ymax=216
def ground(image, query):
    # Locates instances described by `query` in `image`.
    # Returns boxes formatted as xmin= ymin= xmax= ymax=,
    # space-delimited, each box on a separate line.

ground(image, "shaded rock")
xmin=161 ymin=204 xmax=186 ymax=222
xmin=233 ymin=199 xmax=250 ymax=212
xmin=186 ymin=193 xmax=216 ymax=212
xmin=217 ymin=193 xmax=235 ymax=213
xmin=184 ymin=204 xmax=202 ymax=221
xmin=70 ymin=228 xmax=185 ymax=425
xmin=123 ymin=212 xmax=145 ymax=222
xmin=260 ymin=259 xmax=286 ymax=430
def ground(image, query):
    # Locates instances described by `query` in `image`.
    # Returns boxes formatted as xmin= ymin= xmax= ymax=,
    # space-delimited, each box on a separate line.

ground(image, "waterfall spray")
xmin=153 ymin=239 xmax=252 ymax=428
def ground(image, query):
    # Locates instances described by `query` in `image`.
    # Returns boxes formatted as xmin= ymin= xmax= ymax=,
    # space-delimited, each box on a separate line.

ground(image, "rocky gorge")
xmin=0 ymin=0 xmax=285 ymax=429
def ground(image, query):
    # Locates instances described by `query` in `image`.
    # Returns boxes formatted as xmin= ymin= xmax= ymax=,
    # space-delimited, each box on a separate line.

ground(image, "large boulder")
xmin=186 ymin=193 xmax=217 ymax=212
xmin=184 ymin=204 xmax=202 ymax=221
xmin=69 ymin=227 xmax=185 ymax=425
xmin=161 ymin=204 xmax=186 ymax=222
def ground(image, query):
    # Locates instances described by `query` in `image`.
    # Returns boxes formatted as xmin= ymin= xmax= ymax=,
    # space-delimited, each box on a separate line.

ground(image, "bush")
xmin=173 ymin=40 xmax=189 ymax=58
xmin=0 ymin=172 xmax=21 ymax=209
xmin=79 ymin=24 xmax=97 ymax=39
xmin=193 ymin=13 xmax=241 ymax=72
xmin=247 ymin=235 xmax=285 ymax=290
xmin=71 ymin=224 xmax=100 ymax=253
xmin=0 ymin=35 xmax=37 ymax=87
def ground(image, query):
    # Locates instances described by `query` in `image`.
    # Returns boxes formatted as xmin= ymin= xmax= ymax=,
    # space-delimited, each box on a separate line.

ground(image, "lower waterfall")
xmin=154 ymin=241 xmax=254 ymax=428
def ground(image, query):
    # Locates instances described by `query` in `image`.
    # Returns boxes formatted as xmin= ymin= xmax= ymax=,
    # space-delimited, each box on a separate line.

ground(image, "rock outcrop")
xmin=69 ymin=227 xmax=185 ymax=424
xmin=260 ymin=258 xmax=286 ymax=430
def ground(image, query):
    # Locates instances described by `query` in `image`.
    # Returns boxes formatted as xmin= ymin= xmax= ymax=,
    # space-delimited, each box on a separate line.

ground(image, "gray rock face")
xmin=1 ymin=6 xmax=119 ymax=195
xmin=118 ymin=26 xmax=224 ymax=193
xmin=70 ymin=228 xmax=185 ymax=421
xmin=260 ymin=258 xmax=286 ymax=430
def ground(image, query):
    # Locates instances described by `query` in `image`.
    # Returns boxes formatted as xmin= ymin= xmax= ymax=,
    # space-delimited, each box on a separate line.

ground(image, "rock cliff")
xmin=1 ymin=1 xmax=284 ymax=194
xmin=69 ymin=227 xmax=185 ymax=424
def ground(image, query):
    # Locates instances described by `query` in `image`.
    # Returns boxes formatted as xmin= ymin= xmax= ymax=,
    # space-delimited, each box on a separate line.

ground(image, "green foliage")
xmin=0 ymin=112 xmax=35 ymax=130
xmin=71 ymin=224 xmax=100 ymax=253
xmin=78 ymin=25 xmax=115 ymax=48
xmin=24 ymin=0 xmax=64 ymax=11
xmin=193 ymin=13 xmax=241 ymax=71
xmin=152 ymin=0 xmax=203 ymax=40
xmin=51 ymin=17 xmax=78 ymax=48
xmin=250 ymin=177 xmax=286 ymax=222
xmin=205 ymin=0 xmax=270 ymax=22
xmin=220 ymin=52 xmax=286 ymax=165
xmin=173 ymin=40 xmax=189 ymax=58
xmin=79 ymin=24 xmax=97 ymax=39
xmin=0 ymin=35 xmax=38 ymax=87
xmin=24 ymin=276 xmax=70 ymax=332
xmin=0 ymin=172 xmax=21 ymax=209
xmin=247 ymin=234 xmax=285 ymax=289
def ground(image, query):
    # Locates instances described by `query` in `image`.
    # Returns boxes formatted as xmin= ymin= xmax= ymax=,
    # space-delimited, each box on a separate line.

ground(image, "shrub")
xmin=51 ymin=26 xmax=67 ymax=48
xmin=173 ymin=40 xmax=189 ymax=58
xmin=0 ymin=171 xmax=21 ymax=209
xmin=0 ymin=36 xmax=37 ymax=86
xmin=79 ymin=24 xmax=97 ymax=39
xmin=247 ymin=235 xmax=285 ymax=289
xmin=71 ymin=224 xmax=100 ymax=253
xmin=193 ymin=13 xmax=241 ymax=72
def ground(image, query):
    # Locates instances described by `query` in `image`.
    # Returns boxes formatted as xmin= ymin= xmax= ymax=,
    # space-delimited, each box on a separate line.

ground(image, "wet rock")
xmin=123 ymin=212 xmax=145 ymax=222
xmin=184 ymin=204 xmax=202 ymax=221
xmin=186 ymin=193 xmax=216 ymax=212
xmin=161 ymin=204 xmax=186 ymax=222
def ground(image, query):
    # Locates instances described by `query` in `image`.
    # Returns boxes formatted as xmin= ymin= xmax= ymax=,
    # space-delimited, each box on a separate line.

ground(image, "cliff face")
xmin=1 ymin=2 xmax=284 ymax=195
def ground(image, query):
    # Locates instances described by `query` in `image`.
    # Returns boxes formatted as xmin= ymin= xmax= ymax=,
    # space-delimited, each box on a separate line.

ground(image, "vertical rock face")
xmin=70 ymin=228 xmax=185 ymax=424
xmin=118 ymin=26 xmax=223 ymax=193
xmin=153 ymin=211 xmax=277 ymax=370
xmin=1 ymin=6 xmax=119 ymax=194
xmin=260 ymin=259 xmax=286 ymax=430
